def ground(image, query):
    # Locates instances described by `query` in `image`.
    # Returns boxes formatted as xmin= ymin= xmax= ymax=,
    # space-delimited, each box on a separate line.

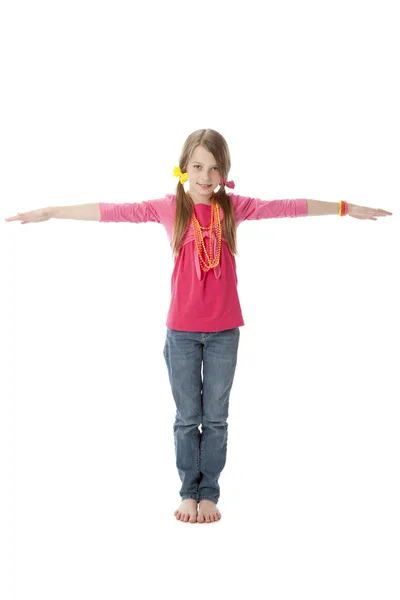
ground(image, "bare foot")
xmin=174 ymin=499 xmax=198 ymax=523
xmin=197 ymin=499 xmax=221 ymax=523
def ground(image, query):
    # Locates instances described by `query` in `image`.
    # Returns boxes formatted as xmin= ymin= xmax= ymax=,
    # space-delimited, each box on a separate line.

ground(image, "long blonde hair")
xmin=171 ymin=129 xmax=239 ymax=259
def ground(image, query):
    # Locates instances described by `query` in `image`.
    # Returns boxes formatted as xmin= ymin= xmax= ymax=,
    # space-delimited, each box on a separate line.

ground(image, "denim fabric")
xmin=163 ymin=327 xmax=240 ymax=505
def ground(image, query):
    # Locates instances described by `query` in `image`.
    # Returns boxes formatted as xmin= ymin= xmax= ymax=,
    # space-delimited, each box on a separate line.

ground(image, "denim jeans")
xmin=163 ymin=327 xmax=240 ymax=505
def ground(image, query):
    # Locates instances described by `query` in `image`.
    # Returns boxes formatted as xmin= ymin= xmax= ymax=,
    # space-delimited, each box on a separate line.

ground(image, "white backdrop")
xmin=1 ymin=0 xmax=399 ymax=598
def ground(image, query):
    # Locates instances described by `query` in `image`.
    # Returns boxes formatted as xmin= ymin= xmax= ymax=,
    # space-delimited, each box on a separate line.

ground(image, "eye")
xmin=194 ymin=165 xmax=219 ymax=170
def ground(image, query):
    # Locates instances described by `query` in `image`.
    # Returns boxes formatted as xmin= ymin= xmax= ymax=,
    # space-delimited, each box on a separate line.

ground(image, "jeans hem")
xmin=181 ymin=495 xmax=199 ymax=502
xmin=199 ymin=496 xmax=218 ymax=504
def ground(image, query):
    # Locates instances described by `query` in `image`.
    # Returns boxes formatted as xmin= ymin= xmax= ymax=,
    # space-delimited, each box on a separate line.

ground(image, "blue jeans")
xmin=163 ymin=327 xmax=240 ymax=505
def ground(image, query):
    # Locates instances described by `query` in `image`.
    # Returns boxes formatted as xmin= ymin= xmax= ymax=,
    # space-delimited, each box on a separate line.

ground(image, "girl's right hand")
xmin=5 ymin=207 xmax=52 ymax=224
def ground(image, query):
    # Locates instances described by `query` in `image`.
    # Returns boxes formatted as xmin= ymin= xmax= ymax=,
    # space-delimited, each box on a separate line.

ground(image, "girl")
xmin=5 ymin=128 xmax=392 ymax=525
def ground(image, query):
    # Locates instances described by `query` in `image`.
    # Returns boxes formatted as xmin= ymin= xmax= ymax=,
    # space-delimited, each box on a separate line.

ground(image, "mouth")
xmin=198 ymin=184 xmax=212 ymax=189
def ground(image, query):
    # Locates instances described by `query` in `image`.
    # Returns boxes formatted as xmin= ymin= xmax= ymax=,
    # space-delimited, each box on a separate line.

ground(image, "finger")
xmin=21 ymin=217 xmax=46 ymax=224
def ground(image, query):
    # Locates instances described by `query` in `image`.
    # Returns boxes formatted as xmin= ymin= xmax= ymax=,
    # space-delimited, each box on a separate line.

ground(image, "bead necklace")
xmin=187 ymin=192 xmax=222 ymax=273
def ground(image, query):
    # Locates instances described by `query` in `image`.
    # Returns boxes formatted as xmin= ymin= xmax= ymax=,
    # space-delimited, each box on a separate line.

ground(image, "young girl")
xmin=5 ymin=128 xmax=392 ymax=525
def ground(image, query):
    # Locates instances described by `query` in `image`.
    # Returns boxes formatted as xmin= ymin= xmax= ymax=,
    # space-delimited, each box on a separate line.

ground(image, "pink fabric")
xmin=222 ymin=178 xmax=235 ymax=188
xmin=99 ymin=193 xmax=308 ymax=332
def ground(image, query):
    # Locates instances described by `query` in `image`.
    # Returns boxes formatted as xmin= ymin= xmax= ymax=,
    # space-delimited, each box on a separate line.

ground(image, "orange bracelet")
xmin=339 ymin=200 xmax=348 ymax=216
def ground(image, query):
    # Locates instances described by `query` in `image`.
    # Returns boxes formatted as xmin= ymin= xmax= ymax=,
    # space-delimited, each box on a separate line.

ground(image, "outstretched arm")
xmin=306 ymin=200 xmax=392 ymax=220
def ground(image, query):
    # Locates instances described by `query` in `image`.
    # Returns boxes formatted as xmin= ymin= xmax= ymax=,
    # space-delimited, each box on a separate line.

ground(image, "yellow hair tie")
xmin=173 ymin=165 xmax=188 ymax=184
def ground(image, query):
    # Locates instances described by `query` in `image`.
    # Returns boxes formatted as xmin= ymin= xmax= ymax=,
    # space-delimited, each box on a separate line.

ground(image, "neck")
xmin=187 ymin=190 xmax=214 ymax=205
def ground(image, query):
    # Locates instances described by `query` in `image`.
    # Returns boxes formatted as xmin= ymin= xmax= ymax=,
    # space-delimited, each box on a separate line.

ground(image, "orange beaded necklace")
xmin=187 ymin=191 xmax=222 ymax=273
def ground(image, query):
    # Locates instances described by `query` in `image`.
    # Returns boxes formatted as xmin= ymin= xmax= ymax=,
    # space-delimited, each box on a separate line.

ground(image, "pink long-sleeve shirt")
xmin=99 ymin=193 xmax=308 ymax=332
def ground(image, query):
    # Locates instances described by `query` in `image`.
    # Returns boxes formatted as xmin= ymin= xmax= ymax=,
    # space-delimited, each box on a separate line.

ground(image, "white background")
xmin=1 ymin=0 xmax=399 ymax=598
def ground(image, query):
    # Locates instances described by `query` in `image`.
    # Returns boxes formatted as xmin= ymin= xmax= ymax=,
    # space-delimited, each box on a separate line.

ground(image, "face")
xmin=185 ymin=146 xmax=222 ymax=201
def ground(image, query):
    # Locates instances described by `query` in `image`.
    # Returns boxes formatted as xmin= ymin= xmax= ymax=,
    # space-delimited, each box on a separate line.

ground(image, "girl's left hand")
xmin=348 ymin=203 xmax=393 ymax=221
